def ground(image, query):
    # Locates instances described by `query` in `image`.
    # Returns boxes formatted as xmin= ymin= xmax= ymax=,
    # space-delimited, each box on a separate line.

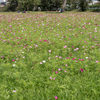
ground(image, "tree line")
xmin=4 ymin=0 xmax=100 ymax=12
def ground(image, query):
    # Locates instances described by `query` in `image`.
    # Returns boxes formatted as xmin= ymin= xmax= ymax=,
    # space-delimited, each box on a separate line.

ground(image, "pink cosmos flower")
xmin=74 ymin=48 xmax=79 ymax=51
xmin=44 ymin=40 xmax=47 ymax=42
xmin=72 ymin=46 xmax=74 ymax=48
xmin=64 ymin=71 xmax=67 ymax=72
xmin=50 ymin=77 xmax=52 ymax=79
xmin=48 ymin=57 xmax=51 ymax=59
xmin=80 ymin=68 xmax=82 ymax=70
xmin=49 ymin=50 xmax=51 ymax=52
xmin=65 ymin=64 xmax=68 ymax=66
xmin=76 ymin=48 xmax=79 ymax=50
xmin=96 ymin=61 xmax=98 ymax=63
xmin=59 ymin=56 xmax=62 ymax=58
xmin=74 ymin=49 xmax=77 ymax=51
xmin=64 ymin=45 xmax=67 ymax=48
xmin=40 ymin=62 xmax=43 ymax=64
xmin=81 ymin=69 xmax=84 ymax=72
xmin=53 ymin=78 xmax=55 ymax=80
xmin=35 ymin=45 xmax=38 ymax=47
xmin=55 ymin=55 xmax=58 ymax=57
xmin=81 ymin=59 xmax=84 ymax=61
xmin=55 ymin=96 xmax=58 ymax=99
xmin=1 ymin=56 xmax=4 ymax=58
xmin=58 ymin=68 xmax=61 ymax=71
xmin=13 ymin=90 xmax=16 ymax=92
xmin=79 ymin=59 xmax=84 ymax=61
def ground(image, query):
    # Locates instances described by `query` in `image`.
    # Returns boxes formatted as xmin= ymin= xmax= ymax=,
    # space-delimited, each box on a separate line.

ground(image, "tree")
xmin=79 ymin=0 xmax=88 ymax=11
xmin=41 ymin=0 xmax=49 ymax=11
xmin=51 ymin=0 xmax=62 ymax=10
xmin=18 ymin=0 xmax=40 ymax=12
xmin=40 ymin=0 xmax=62 ymax=11
xmin=7 ymin=0 xmax=18 ymax=11
xmin=62 ymin=0 xmax=67 ymax=12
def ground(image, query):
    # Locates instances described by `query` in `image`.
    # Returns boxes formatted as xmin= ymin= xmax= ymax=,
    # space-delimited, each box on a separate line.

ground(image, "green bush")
xmin=89 ymin=3 xmax=100 ymax=12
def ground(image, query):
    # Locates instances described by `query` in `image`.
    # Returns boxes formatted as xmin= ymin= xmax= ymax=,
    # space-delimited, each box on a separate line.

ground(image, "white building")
xmin=89 ymin=0 xmax=100 ymax=5
xmin=93 ymin=0 xmax=100 ymax=4
xmin=0 ymin=0 xmax=8 ymax=7
xmin=0 ymin=0 xmax=7 ymax=2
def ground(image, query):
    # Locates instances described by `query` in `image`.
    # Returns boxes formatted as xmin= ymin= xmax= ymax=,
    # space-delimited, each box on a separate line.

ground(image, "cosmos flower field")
xmin=0 ymin=12 xmax=100 ymax=100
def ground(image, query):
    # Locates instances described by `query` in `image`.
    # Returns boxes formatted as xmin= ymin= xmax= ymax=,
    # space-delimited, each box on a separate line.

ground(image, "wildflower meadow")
xmin=0 ymin=12 xmax=100 ymax=100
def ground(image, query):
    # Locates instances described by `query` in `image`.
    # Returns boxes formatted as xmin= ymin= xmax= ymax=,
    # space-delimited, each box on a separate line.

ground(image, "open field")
xmin=0 ymin=12 xmax=100 ymax=100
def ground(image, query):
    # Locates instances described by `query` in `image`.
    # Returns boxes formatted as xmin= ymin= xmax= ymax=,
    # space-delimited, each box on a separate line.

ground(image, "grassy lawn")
xmin=0 ymin=11 xmax=100 ymax=100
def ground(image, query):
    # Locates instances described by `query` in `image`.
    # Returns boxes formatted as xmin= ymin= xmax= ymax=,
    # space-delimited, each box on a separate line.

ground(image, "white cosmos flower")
xmin=42 ymin=60 xmax=46 ymax=63
xmin=86 ymin=57 xmax=88 ymax=59
xmin=13 ymin=64 xmax=15 ymax=67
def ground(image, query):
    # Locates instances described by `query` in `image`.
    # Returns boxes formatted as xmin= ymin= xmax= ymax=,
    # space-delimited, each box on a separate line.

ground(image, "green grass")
xmin=0 ymin=11 xmax=100 ymax=100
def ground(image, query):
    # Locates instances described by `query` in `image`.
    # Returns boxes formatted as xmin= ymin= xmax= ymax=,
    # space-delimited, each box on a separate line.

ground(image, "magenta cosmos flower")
xmin=72 ymin=58 xmax=75 ymax=60
xmin=55 ymin=71 xmax=58 ymax=73
xmin=80 ymin=68 xmax=84 ymax=72
xmin=55 ymin=96 xmax=58 ymax=99
xmin=12 ymin=59 xmax=15 ymax=61
xmin=66 ymin=57 xmax=69 ymax=59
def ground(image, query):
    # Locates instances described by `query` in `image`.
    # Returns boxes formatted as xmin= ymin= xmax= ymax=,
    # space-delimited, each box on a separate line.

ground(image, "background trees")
xmin=17 ymin=0 xmax=41 ymax=11
xmin=1 ymin=0 xmax=100 ymax=12
xmin=40 ymin=0 xmax=62 ymax=11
